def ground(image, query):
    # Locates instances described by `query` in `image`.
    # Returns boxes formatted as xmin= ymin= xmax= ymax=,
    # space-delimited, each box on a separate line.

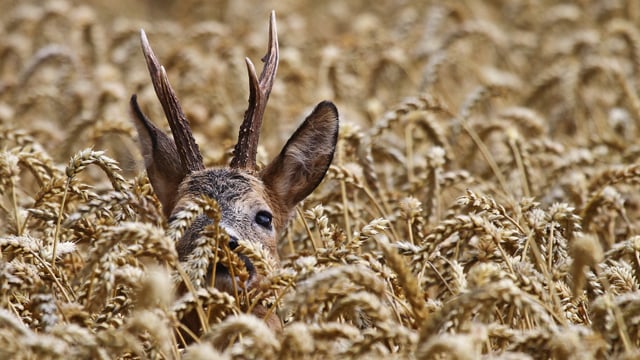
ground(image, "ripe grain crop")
xmin=1 ymin=0 xmax=640 ymax=358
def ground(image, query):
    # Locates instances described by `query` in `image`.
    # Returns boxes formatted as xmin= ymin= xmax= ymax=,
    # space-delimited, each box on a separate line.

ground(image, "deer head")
xmin=129 ymin=12 xmax=339 ymax=335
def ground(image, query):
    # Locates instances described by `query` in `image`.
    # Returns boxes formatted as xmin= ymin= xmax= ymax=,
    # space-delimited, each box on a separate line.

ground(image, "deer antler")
xmin=230 ymin=11 xmax=279 ymax=171
xmin=139 ymin=29 xmax=205 ymax=173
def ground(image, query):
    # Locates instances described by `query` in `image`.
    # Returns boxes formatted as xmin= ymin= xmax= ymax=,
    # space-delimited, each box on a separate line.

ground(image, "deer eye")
xmin=255 ymin=210 xmax=273 ymax=230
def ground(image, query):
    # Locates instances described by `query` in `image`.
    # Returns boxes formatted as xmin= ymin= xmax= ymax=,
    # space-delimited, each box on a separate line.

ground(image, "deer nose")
xmin=229 ymin=236 xmax=239 ymax=250
xmin=226 ymin=236 xmax=256 ymax=275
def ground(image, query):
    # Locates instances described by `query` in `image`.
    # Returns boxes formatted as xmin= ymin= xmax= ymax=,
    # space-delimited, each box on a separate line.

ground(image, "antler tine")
xmin=230 ymin=11 xmax=279 ymax=170
xmin=140 ymin=29 xmax=205 ymax=173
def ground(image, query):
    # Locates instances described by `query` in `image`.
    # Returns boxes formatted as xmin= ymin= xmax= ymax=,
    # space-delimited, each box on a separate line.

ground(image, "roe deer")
xmin=129 ymin=12 xmax=339 ymax=336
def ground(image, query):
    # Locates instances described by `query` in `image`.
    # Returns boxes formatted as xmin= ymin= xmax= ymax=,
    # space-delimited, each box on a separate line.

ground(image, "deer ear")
xmin=130 ymin=95 xmax=187 ymax=217
xmin=261 ymin=101 xmax=339 ymax=211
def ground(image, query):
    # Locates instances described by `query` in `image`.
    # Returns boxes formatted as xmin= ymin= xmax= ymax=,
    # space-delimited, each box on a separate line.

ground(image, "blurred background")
xmin=1 ymin=0 xmax=639 ymax=195
xmin=0 ymin=0 xmax=435 ymax=169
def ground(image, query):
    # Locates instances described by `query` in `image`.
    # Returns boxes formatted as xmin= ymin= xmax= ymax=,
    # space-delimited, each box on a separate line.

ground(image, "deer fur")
xmin=129 ymin=12 xmax=339 ymax=338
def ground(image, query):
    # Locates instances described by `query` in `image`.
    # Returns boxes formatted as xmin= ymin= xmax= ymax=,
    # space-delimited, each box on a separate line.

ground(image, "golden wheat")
xmin=1 ymin=0 xmax=640 ymax=358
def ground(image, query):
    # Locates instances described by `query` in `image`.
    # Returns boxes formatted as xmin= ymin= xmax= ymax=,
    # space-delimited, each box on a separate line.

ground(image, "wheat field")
xmin=1 ymin=0 xmax=640 ymax=359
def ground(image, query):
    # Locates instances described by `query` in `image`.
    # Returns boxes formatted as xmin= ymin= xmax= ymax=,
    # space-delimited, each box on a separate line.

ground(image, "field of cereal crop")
xmin=1 ymin=0 xmax=640 ymax=358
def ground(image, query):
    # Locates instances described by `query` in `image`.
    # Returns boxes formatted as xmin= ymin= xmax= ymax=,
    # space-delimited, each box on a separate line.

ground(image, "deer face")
xmin=174 ymin=169 xmax=281 ymax=264
xmin=129 ymin=12 xmax=338 ymax=335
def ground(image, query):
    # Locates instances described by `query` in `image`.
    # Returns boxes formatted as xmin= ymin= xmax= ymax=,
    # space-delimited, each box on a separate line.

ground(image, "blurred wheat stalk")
xmin=1 ymin=0 xmax=640 ymax=359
